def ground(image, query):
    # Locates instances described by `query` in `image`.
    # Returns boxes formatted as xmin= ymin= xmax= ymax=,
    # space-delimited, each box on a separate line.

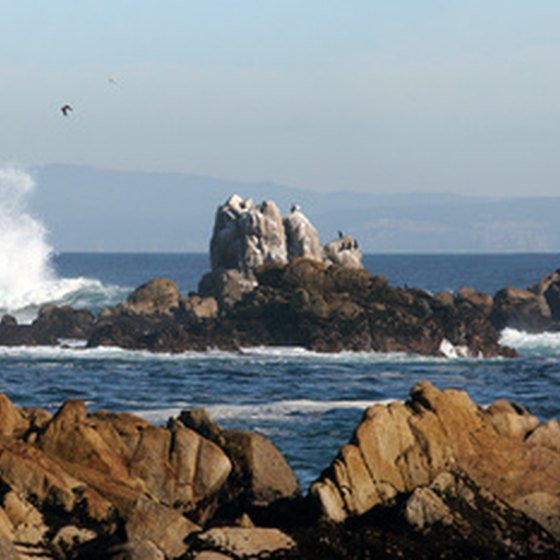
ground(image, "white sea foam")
xmin=0 ymin=341 xmax=470 ymax=365
xmin=135 ymin=398 xmax=396 ymax=425
xmin=0 ymin=166 xmax=122 ymax=322
xmin=500 ymin=328 xmax=560 ymax=354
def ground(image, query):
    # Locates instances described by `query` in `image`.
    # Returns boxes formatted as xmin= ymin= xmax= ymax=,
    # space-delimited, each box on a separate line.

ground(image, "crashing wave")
xmin=0 ymin=166 xmax=123 ymax=322
xmin=500 ymin=327 xmax=560 ymax=354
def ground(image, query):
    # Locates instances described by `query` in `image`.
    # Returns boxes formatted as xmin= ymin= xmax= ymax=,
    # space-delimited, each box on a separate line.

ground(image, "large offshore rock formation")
xmin=1 ymin=195 xmax=559 ymax=356
xmin=199 ymin=194 xmax=362 ymax=307
xmin=1 ymin=262 xmax=517 ymax=358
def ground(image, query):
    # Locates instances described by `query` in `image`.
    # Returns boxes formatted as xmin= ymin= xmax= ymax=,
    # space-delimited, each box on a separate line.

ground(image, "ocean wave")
xmin=135 ymin=397 xmax=396 ymax=425
xmin=0 ymin=343 xmax=469 ymax=366
xmin=0 ymin=278 xmax=128 ymax=324
xmin=0 ymin=166 xmax=127 ymax=322
xmin=500 ymin=328 xmax=560 ymax=354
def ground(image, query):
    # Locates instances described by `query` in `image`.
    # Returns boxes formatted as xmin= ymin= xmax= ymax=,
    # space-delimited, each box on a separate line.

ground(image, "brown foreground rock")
xmin=311 ymin=382 xmax=560 ymax=540
xmin=0 ymin=384 xmax=558 ymax=558
xmin=0 ymin=392 xmax=301 ymax=559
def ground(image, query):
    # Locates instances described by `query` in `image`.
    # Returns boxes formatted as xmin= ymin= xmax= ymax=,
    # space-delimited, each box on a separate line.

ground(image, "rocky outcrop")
xmin=486 ymin=268 xmax=560 ymax=332
xmin=0 ymin=386 xmax=558 ymax=557
xmin=100 ymin=278 xmax=181 ymax=318
xmin=177 ymin=409 xmax=301 ymax=520
xmin=0 ymin=305 xmax=95 ymax=346
xmin=323 ymin=234 xmax=362 ymax=269
xmin=209 ymin=195 xmax=288 ymax=274
xmin=283 ymin=206 xmax=323 ymax=262
xmin=190 ymin=527 xmax=296 ymax=558
xmin=200 ymin=194 xmax=363 ymax=310
xmin=310 ymin=381 xmax=560 ymax=541
xmin=0 ymin=255 xmax=516 ymax=358
xmin=0 ymin=392 xmax=302 ymax=559
xmin=81 ymin=257 xmax=516 ymax=357
xmin=490 ymin=287 xmax=552 ymax=332
xmin=530 ymin=269 xmax=560 ymax=320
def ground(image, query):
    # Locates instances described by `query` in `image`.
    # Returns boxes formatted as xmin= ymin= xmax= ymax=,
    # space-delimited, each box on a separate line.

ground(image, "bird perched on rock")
xmin=60 ymin=104 xmax=73 ymax=116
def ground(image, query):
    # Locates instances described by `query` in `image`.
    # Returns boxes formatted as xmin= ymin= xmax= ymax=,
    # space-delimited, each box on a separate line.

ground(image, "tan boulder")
xmin=486 ymin=399 xmax=540 ymax=440
xmin=0 ymin=538 xmax=19 ymax=560
xmin=223 ymin=430 xmax=300 ymax=507
xmin=526 ymin=419 xmax=560 ymax=452
xmin=0 ymin=393 xmax=28 ymax=438
xmin=405 ymin=486 xmax=454 ymax=530
xmin=183 ymin=294 xmax=218 ymax=320
xmin=3 ymin=491 xmax=47 ymax=546
xmin=0 ymin=507 xmax=14 ymax=541
xmin=168 ymin=422 xmax=232 ymax=508
xmin=38 ymin=400 xmax=131 ymax=482
xmin=311 ymin=382 xmax=560 ymax=539
xmin=194 ymin=527 xmax=296 ymax=558
xmin=124 ymin=278 xmax=180 ymax=315
xmin=0 ymin=438 xmax=84 ymax=513
xmin=125 ymin=497 xmax=200 ymax=559
xmin=36 ymin=401 xmax=231 ymax=518
xmin=457 ymin=287 xmax=494 ymax=314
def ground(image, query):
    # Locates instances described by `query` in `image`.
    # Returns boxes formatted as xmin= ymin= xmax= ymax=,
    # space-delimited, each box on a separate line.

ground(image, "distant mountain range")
xmin=30 ymin=164 xmax=560 ymax=253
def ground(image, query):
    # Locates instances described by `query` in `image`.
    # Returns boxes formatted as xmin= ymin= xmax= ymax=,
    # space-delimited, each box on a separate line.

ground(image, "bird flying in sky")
xmin=60 ymin=104 xmax=73 ymax=116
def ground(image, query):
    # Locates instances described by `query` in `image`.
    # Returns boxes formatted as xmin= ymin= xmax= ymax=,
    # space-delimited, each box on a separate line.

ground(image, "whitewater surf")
xmin=0 ymin=166 xmax=125 ymax=322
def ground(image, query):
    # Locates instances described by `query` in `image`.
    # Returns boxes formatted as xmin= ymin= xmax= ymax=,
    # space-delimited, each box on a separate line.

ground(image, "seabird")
xmin=108 ymin=77 xmax=118 ymax=86
xmin=338 ymin=230 xmax=344 ymax=239
xmin=291 ymin=203 xmax=301 ymax=213
xmin=60 ymin=104 xmax=73 ymax=117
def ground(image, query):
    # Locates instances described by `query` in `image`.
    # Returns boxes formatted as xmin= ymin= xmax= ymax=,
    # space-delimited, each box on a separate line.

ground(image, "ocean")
xmin=1 ymin=251 xmax=560 ymax=488
xmin=1 ymin=167 xmax=559 ymax=488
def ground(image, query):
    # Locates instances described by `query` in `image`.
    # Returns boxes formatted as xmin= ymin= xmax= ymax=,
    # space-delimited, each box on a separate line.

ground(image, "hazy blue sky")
xmin=2 ymin=1 xmax=560 ymax=196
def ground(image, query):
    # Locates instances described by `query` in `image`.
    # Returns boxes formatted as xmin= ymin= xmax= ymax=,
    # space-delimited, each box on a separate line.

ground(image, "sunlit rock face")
xmin=283 ymin=206 xmax=323 ymax=262
xmin=210 ymin=194 xmax=288 ymax=274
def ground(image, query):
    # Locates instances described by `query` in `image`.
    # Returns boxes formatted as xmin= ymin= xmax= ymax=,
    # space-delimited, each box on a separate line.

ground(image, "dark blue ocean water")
xmin=1 ymin=252 xmax=559 ymax=488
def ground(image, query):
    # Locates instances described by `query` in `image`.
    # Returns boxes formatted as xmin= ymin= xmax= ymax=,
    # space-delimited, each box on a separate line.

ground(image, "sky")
xmin=1 ymin=1 xmax=560 ymax=197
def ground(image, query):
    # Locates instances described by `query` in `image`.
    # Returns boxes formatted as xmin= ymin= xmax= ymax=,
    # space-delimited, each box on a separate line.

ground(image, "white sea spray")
xmin=500 ymin=327 xmax=560 ymax=354
xmin=0 ymin=166 xmax=122 ymax=322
